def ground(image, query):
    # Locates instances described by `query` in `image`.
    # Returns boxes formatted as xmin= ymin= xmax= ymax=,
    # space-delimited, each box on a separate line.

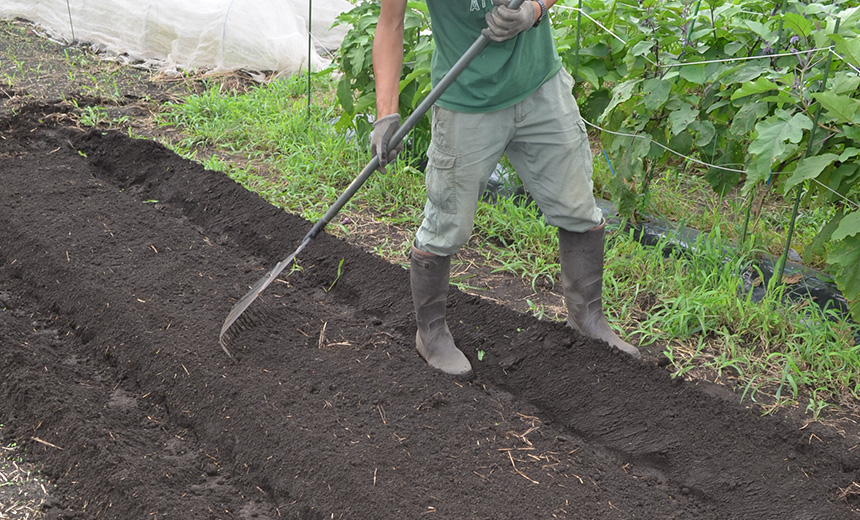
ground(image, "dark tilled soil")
xmin=2 ymin=103 xmax=860 ymax=520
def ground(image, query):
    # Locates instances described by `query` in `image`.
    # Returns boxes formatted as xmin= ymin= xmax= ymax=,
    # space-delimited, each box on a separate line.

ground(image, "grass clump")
xmin=158 ymin=74 xmax=426 ymax=248
xmin=609 ymin=224 xmax=860 ymax=416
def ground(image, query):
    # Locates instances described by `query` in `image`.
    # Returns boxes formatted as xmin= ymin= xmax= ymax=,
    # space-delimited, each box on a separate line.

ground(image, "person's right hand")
xmin=370 ymin=114 xmax=403 ymax=173
xmin=482 ymin=0 xmax=536 ymax=42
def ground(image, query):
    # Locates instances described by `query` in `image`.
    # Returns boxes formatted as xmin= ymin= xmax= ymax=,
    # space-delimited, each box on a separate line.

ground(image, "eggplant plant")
xmin=554 ymin=0 xmax=860 ymax=323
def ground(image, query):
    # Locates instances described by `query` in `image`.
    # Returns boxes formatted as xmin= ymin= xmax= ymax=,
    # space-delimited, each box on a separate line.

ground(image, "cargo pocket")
xmin=425 ymin=143 xmax=458 ymax=215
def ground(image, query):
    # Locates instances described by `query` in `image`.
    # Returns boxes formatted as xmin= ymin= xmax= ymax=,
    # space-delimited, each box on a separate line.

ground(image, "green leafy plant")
xmin=553 ymin=0 xmax=860 ymax=323
xmin=333 ymin=1 xmax=434 ymax=163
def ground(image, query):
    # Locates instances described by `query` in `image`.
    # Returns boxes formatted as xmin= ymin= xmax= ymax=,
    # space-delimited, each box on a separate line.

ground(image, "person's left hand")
xmin=370 ymin=114 xmax=403 ymax=173
xmin=482 ymin=0 xmax=536 ymax=42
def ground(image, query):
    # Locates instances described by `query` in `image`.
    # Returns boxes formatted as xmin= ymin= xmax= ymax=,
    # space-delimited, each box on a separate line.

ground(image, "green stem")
xmin=607 ymin=0 xmax=618 ymax=31
xmin=642 ymin=160 xmax=654 ymax=193
xmin=684 ymin=0 xmax=703 ymax=54
xmin=574 ymin=0 xmax=583 ymax=80
xmin=741 ymin=194 xmax=753 ymax=246
xmin=673 ymin=0 xmax=703 ymax=83
xmin=773 ymin=18 xmax=840 ymax=285
xmin=775 ymin=0 xmax=788 ymax=46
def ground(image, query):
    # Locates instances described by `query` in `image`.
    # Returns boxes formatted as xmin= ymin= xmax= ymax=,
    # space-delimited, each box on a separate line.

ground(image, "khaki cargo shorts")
xmin=414 ymin=68 xmax=603 ymax=257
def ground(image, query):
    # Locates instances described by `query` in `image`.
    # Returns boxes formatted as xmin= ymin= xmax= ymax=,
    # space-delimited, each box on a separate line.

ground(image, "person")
xmin=370 ymin=0 xmax=640 ymax=378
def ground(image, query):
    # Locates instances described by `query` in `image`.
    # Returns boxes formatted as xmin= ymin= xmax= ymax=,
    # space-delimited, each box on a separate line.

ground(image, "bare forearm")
xmin=373 ymin=0 xmax=406 ymax=118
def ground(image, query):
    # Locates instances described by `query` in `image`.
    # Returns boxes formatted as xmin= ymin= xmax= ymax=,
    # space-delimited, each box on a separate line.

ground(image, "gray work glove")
xmin=482 ymin=0 xmax=536 ymax=43
xmin=370 ymin=113 xmax=403 ymax=173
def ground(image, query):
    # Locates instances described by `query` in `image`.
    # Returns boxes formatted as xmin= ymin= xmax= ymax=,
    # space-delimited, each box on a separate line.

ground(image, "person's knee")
xmin=450 ymin=226 xmax=472 ymax=251
xmin=415 ymin=226 xmax=471 ymax=257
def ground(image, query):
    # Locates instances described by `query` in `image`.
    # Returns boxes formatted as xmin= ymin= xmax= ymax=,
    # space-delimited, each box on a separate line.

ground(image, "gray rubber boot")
xmin=559 ymin=224 xmax=641 ymax=359
xmin=410 ymin=247 xmax=474 ymax=378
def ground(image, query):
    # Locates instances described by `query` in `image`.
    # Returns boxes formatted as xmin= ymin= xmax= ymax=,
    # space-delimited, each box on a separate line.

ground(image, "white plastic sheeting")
xmin=0 ymin=0 xmax=353 ymax=74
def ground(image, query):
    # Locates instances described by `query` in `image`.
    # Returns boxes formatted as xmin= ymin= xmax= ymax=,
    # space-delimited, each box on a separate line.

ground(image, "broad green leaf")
xmin=749 ymin=110 xmax=812 ymax=160
xmin=718 ymin=63 xmax=766 ymax=86
xmin=828 ymin=163 xmax=860 ymax=200
xmin=837 ymin=6 xmax=860 ymax=31
xmin=844 ymin=125 xmax=860 ymax=142
xmin=401 ymin=67 xmax=430 ymax=87
xmin=760 ymin=92 xmax=802 ymax=105
xmin=679 ymin=64 xmax=706 ymax=85
xmin=705 ymin=99 xmax=731 ymax=114
xmin=724 ymin=41 xmax=746 ymax=56
xmin=629 ymin=134 xmax=653 ymax=160
xmin=662 ymin=70 xmax=680 ymax=82
xmin=829 ymin=234 xmax=860 ymax=317
xmin=577 ymin=43 xmax=611 ymax=59
xmin=668 ymin=130 xmax=693 ymax=157
xmin=783 ymin=153 xmax=839 ymax=194
xmin=705 ymin=165 xmax=743 ymax=196
xmin=608 ymin=170 xmax=638 ymax=219
xmin=344 ymin=46 xmax=367 ymax=75
xmin=631 ymin=39 xmax=654 ymax=57
xmin=690 ymin=120 xmax=716 ymax=147
xmin=730 ymin=77 xmax=780 ymax=101
xmin=738 ymin=20 xmax=774 ymax=42
xmin=647 ymin=131 xmax=666 ymax=159
xmin=668 ymin=105 xmax=699 ymax=136
xmin=743 ymin=155 xmax=780 ymax=193
xmin=580 ymin=88 xmax=611 ymax=123
xmin=804 ymin=217 xmax=841 ymax=264
xmin=833 ymin=209 xmax=860 ymax=241
xmin=811 ymin=92 xmax=860 ymax=124
xmin=599 ymin=79 xmax=642 ymax=122
xmin=831 ymin=72 xmax=860 ymax=96
xmin=832 ymin=34 xmax=860 ymax=68
xmin=575 ymin=65 xmax=601 ymax=89
xmin=729 ymin=101 xmax=768 ymax=137
xmin=336 ymin=78 xmax=354 ymax=114
xmin=642 ymin=78 xmax=671 ymax=111
xmin=840 ymin=148 xmax=860 ymax=162
xmin=803 ymin=3 xmax=828 ymax=16
xmin=713 ymin=3 xmax=738 ymax=20
xmin=782 ymin=13 xmax=813 ymax=37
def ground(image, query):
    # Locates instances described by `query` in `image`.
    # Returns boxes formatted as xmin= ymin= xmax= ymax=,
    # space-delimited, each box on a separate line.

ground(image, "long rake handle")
xmin=308 ymin=0 xmax=524 ymax=240
xmin=219 ymin=0 xmax=524 ymax=358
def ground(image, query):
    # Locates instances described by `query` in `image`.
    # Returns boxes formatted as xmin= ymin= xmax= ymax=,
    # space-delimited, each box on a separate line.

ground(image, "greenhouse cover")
xmin=0 ymin=0 xmax=353 ymax=74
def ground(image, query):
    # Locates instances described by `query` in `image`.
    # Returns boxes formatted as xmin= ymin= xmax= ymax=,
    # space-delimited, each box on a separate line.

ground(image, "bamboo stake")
xmin=307 ymin=0 xmax=313 ymax=120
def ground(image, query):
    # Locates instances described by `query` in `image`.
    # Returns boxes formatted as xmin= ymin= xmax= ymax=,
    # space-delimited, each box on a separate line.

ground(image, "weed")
xmin=327 ymin=258 xmax=345 ymax=292
xmin=526 ymin=299 xmax=549 ymax=321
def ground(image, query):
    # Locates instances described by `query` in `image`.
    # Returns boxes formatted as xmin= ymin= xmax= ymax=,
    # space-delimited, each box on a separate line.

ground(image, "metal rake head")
xmin=218 ymin=297 xmax=271 ymax=361
xmin=218 ymin=255 xmax=296 ymax=361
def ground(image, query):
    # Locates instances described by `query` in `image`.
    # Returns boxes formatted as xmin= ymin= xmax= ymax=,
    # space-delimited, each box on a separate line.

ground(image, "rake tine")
xmin=219 ymin=245 xmax=305 ymax=361
xmin=219 ymin=304 xmax=268 ymax=360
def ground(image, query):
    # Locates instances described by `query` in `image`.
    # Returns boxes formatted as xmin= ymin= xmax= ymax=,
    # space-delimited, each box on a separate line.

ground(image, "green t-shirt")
xmin=426 ymin=0 xmax=562 ymax=113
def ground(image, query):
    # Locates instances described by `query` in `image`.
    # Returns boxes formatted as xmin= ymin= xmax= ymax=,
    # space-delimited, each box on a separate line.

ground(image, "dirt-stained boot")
xmin=410 ymin=247 xmax=473 ymax=378
xmin=558 ymin=223 xmax=641 ymax=359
